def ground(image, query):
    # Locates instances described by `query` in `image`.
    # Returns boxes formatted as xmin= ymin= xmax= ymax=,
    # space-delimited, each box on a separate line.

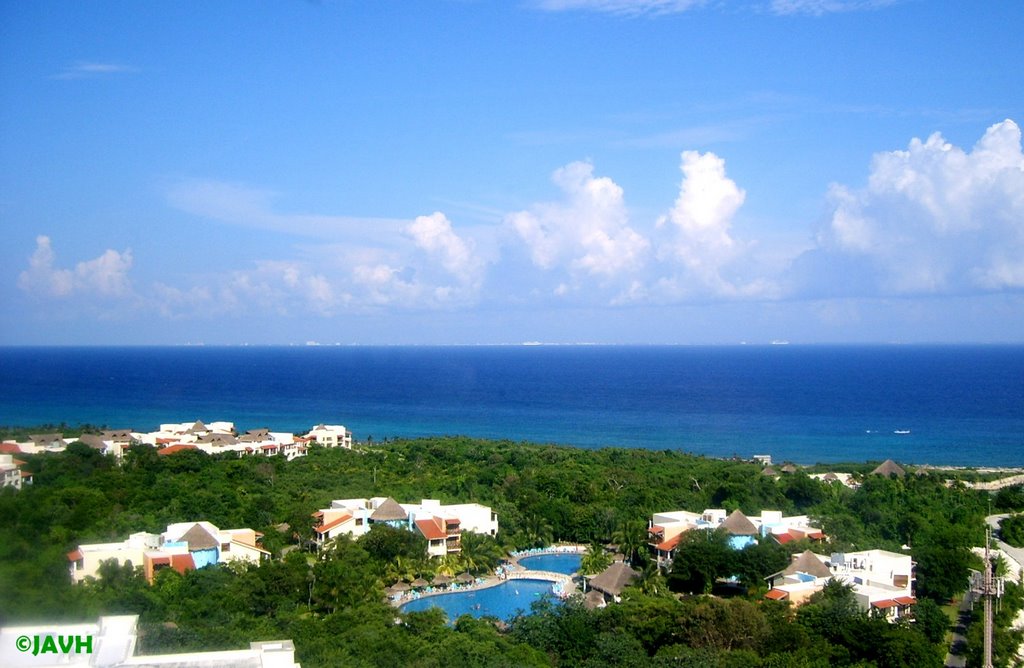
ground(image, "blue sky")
xmin=2 ymin=0 xmax=1022 ymax=345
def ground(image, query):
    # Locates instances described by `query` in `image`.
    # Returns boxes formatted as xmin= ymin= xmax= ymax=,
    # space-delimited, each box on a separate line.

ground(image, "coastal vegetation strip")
xmin=2 ymin=434 xmax=1023 ymax=666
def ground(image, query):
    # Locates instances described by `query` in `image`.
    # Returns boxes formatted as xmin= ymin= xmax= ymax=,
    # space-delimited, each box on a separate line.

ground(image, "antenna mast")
xmin=982 ymin=525 xmax=993 ymax=668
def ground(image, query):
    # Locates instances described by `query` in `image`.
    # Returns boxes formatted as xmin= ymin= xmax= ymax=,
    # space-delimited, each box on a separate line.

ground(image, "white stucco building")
xmin=765 ymin=548 xmax=916 ymax=620
xmin=68 ymin=521 xmax=270 ymax=584
xmin=312 ymin=497 xmax=498 ymax=557
xmin=304 ymin=424 xmax=353 ymax=449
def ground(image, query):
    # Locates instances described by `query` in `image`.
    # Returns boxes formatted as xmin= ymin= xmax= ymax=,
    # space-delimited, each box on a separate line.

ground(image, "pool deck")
xmin=389 ymin=545 xmax=585 ymax=607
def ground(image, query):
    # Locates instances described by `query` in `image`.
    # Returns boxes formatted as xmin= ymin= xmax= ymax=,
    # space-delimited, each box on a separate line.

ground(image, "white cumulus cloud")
xmin=18 ymin=236 xmax=133 ymax=298
xmin=508 ymin=161 xmax=649 ymax=284
xmin=406 ymin=212 xmax=485 ymax=287
xmin=655 ymin=151 xmax=772 ymax=298
xmin=810 ymin=119 xmax=1024 ymax=295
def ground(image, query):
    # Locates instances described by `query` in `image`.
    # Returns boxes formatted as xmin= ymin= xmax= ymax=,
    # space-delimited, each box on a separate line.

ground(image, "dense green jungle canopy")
xmin=2 ymin=436 xmax=1022 ymax=667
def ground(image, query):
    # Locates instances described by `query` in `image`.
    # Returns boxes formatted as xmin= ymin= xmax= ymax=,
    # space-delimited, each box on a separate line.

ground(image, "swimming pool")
xmin=399 ymin=579 xmax=556 ymax=622
xmin=517 ymin=553 xmax=581 ymax=575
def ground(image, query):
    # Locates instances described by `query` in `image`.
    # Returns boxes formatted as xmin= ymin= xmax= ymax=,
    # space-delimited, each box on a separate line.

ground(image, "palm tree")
xmin=457 ymin=531 xmax=506 ymax=574
xmin=636 ymin=560 xmax=668 ymax=597
xmin=435 ymin=553 xmax=460 ymax=577
xmin=579 ymin=542 xmax=612 ymax=576
xmin=384 ymin=554 xmax=418 ymax=584
xmin=613 ymin=519 xmax=648 ymax=567
xmin=523 ymin=513 xmax=554 ymax=548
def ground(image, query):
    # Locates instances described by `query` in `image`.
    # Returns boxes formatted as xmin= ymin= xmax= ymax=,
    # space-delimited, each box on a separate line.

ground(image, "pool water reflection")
xmin=400 ymin=579 xmax=556 ymax=622
xmin=517 ymin=553 xmax=581 ymax=575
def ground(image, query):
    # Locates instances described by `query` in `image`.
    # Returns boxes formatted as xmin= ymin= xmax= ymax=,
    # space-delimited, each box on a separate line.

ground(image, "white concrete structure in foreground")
xmin=0 ymin=615 xmax=299 ymax=667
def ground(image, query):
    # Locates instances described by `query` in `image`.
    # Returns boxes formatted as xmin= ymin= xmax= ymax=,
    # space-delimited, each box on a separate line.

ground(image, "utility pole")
xmin=983 ymin=525 xmax=993 ymax=668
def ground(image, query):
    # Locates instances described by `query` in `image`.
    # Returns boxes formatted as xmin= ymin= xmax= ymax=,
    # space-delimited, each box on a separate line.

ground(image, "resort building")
xmin=765 ymin=549 xmax=916 ymax=620
xmin=0 ymin=452 xmax=32 ymax=490
xmin=68 ymin=521 xmax=270 ymax=584
xmin=76 ymin=431 xmax=137 ymax=461
xmin=649 ymin=508 xmax=825 ymax=566
xmin=137 ymin=420 xmax=310 ymax=461
xmin=0 ymin=615 xmax=299 ymax=668
xmin=809 ymin=471 xmax=860 ymax=488
xmin=312 ymin=497 xmax=498 ymax=556
xmin=6 ymin=419 xmax=352 ymax=465
xmin=304 ymin=424 xmax=353 ymax=449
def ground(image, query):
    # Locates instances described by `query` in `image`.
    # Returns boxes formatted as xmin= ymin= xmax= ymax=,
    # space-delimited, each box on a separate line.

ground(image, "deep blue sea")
xmin=1 ymin=345 xmax=1022 ymax=466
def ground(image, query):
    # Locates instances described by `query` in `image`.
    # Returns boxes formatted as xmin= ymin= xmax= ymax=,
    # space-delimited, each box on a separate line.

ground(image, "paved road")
xmin=986 ymin=513 xmax=1024 ymax=573
xmin=970 ymin=474 xmax=1024 ymax=491
xmin=943 ymin=589 xmax=973 ymax=668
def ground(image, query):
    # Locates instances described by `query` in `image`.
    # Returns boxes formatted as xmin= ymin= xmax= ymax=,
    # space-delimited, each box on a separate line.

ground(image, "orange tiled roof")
xmin=871 ymin=599 xmax=898 ymax=609
xmin=894 ymin=596 xmax=917 ymax=605
xmin=157 ymin=444 xmax=198 ymax=456
xmin=655 ymin=535 xmax=681 ymax=552
xmin=765 ymin=588 xmax=789 ymax=601
xmin=67 ymin=549 xmax=83 ymax=561
xmin=416 ymin=518 xmax=447 ymax=540
xmin=314 ymin=513 xmax=353 ymax=535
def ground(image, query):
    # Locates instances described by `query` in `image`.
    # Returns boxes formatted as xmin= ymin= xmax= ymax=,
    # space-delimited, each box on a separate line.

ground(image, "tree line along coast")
xmin=1 ymin=426 xmax=1023 ymax=667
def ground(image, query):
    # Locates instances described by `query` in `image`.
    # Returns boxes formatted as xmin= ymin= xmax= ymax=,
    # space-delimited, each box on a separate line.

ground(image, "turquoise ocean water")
xmin=0 ymin=345 xmax=1021 ymax=466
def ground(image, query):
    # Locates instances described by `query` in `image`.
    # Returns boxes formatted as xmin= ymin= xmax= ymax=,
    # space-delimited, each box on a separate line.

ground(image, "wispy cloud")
xmin=533 ymin=0 xmax=900 ymax=16
xmin=768 ymin=0 xmax=901 ymax=16
xmin=533 ymin=0 xmax=708 ymax=16
xmin=615 ymin=116 xmax=777 ymax=148
xmin=52 ymin=61 xmax=138 ymax=80
xmin=165 ymin=179 xmax=494 ymax=312
xmin=166 ymin=179 xmax=409 ymax=247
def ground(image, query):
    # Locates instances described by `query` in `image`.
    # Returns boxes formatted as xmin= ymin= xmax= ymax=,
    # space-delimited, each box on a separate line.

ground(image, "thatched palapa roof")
xmin=588 ymin=562 xmax=639 ymax=596
xmin=720 ymin=509 xmax=758 ymax=536
xmin=583 ymin=589 xmax=607 ymax=610
xmin=179 ymin=523 xmax=220 ymax=551
xmin=370 ymin=498 xmax=408 ymax=522
xmin=782 ymin=550 xmax=832 ymax=579
xmin=871 ymin=459 xmax=905 ymax=478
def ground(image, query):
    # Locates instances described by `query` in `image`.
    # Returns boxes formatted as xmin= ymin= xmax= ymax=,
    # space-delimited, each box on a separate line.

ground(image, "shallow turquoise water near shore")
xmin=1 ymin=345 xmax=1021 ymax=465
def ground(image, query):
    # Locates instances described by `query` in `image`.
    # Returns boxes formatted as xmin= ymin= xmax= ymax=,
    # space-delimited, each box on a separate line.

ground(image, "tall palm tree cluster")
xmin=383 ymin=531 xmax=506 ymax=584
